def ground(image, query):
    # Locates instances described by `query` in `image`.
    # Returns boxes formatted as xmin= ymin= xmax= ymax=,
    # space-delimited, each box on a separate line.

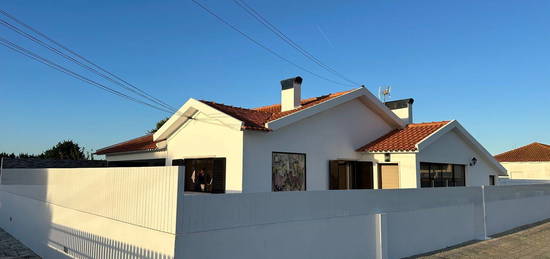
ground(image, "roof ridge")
xmin=200 ymin=100 xmax=272 ymax=114
xmin=408 ymin=120 xmax=451 ymax=127
xmin=495 ymin=142 xmax=544 ymax=157
xmin=253 ymin=89 xmax=355 ymax=111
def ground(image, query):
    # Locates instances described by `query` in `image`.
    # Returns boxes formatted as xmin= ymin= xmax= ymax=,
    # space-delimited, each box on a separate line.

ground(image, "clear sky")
xmin=1 ymin=0 xmax=549 ymax=156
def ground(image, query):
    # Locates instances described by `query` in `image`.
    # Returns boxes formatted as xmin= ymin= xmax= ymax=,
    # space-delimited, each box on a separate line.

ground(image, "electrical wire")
xmin=232 ymin=0 xmax=360 ymax=86
xmin=0 ymin=8 xmax=177 ymax=112
xmin=190 ymin=0 xmax=355 ymax=87
xmin=0 ymin=36 xmax=177 ymax=114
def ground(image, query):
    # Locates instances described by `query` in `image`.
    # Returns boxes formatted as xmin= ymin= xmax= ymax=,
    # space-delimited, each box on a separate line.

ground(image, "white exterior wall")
xmin=242 ymin=99 xmax=394 ymax=192
xmin=164 ymin=111 xmax=244 ymax=192
xmin=417 ymin=129 xmax=498 ymax=186
xmin=501 ymin=162 xmax=550 ymax=179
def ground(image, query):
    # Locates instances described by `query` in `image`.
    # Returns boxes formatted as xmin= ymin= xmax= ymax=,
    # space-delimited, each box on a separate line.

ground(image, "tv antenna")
xmin=378 ymin=86 xmax=391 ymax=102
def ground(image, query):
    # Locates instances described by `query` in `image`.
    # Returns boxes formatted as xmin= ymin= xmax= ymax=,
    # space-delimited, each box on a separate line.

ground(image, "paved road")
xmin=0 ymin=228 xmax=39 ymax=258
xmin=415 ymin=220 xmax=550 ymax=259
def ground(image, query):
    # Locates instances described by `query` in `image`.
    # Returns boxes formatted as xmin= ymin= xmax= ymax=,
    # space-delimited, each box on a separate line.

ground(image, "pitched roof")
xmin=357 ymin=121 xmax=450 ymax=152
xmin=494 ymin=142 xmax=550 ymax=162
xmin=97 ymin=90 xmax=355 ymax=154
xmin=198 ymin=100 xmax=273 ymax=131
xmin=199 ymin=89 xmax=354 ymax=131
xmin=95 ymin=134 xmax=159 ymax=155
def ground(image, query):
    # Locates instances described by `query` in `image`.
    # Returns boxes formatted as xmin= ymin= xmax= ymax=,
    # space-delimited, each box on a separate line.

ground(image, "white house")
xmin=96 ymin=76 xmax=506 ymax=193
xmin=495 ymin=142 xmax=550 ymax=180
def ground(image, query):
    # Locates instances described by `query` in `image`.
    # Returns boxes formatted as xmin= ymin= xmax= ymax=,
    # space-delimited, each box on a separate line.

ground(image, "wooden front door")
xmin=379 ymin=164 xmax=399 ymax=189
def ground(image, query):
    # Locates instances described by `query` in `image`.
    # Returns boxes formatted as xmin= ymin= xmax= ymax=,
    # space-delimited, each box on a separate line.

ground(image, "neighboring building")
xmin=96 ymin=76 xmax=506 ymax=193
xmin=495 ymin=142 xmax=550 ymax=180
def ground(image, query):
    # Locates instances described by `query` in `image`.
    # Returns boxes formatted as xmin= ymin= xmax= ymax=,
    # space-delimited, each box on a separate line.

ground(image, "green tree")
xmin=41 ymin=140 xmax=86 ymax=160
xmin=0 ymin=153 xmax=16 ymax=159
xmin=148 ymin=117 xmax=169 ymax=134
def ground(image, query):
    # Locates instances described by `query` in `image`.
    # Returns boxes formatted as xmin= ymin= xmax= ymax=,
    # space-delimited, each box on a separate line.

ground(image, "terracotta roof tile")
xmin=95 ymin=134 xmax=159 ymax=155
xmin=494 ymin=142 xmax=550 ymax=162
xmin=200 ymin=89 xmax=354 ymax=131
xmin=198 ymin=100 xmax=273 ymax=131
xmin=357 ymin=121 xmax=450 ymax=152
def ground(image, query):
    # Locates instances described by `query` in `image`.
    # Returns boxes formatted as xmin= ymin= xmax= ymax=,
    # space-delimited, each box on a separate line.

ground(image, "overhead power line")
xmin=190 ymin=0 xmax=355 ymax=87
xmin=232 ymin=0 xmax=360 ymax=86
xmin=0 ymin=36 xmax=176 ymax=114
xmin=0 ymin=18 xmax=177 ymax=112
xmin=0 ymin=8 xmax=177 ymax=112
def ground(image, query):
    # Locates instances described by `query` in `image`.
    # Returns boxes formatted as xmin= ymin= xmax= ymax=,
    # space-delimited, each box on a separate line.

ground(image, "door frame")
xmin=378 ymin=163 xmax=399 ymax=189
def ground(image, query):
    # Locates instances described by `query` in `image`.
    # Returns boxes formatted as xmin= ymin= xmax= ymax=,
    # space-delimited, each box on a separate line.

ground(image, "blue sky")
xmin=1 ymin=0 xmax=549 ymax=156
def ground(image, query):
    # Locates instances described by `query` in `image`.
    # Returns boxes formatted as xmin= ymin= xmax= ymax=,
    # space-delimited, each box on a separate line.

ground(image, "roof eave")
xmin=96 ymin=148 xmax=166 ymax=156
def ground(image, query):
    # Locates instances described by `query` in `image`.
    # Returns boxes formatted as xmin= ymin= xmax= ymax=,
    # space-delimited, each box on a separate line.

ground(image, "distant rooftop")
xmin=495 ymin=142 xmax=550 ymax=162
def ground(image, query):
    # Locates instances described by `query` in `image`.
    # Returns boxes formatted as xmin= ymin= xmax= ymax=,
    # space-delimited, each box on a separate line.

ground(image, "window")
xmin=420 ymin=163 xmax=466 ymax=188
xmin=329 ymin=161 xmax=373 ymax=190
xmin=272 ymin=152 xmax=306 ymax=191
xmin=177 ymin=158 xmax=226 ymax=193
xmin=489 ymin=175 xmax=496 ymax=186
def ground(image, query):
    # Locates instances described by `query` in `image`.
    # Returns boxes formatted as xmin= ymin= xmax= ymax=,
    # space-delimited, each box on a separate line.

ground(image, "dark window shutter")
xmin=329 ymin=160 xmax=340 ymax=190
xmin=355 ymin=162 xmax=374 ymax=189
xmin=211 ymin=158 xmax=226 ymax=193
xmin=184 ymin=160 xmax=195 ymax=192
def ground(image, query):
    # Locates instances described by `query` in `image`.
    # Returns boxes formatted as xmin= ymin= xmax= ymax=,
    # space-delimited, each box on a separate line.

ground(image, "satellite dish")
xmin=378 ymin=86 xmax=391 ymax=102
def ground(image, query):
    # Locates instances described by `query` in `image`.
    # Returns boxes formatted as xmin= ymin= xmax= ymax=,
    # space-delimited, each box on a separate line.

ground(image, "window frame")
xmin=178 ymin=158 xmax=226 ymax=194
xmin=329 ymin=160 xmax=374 ymax=190
xmin=420 ymin=162 xmax=466 ymax=188
xmin=272 ymin=152 xmax=307 ymax=192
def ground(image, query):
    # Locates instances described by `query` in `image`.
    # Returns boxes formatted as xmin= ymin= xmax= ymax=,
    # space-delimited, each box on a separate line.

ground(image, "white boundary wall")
xmin=176 ymin=188 xmax=485 ymax=259
xmin=2 ymin=168 xmax=550 ymax=259
xmin=176 ymin=185 xmax=550 ymax=259
xmin=0 ymin=167 xmax=184 ymax=258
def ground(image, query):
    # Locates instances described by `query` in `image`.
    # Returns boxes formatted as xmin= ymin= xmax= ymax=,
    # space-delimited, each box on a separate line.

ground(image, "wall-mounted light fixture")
xmin=469 ymin=157 xmax=477 ymax=166
xmin=384 ymin=153 xmax=391 ymax=162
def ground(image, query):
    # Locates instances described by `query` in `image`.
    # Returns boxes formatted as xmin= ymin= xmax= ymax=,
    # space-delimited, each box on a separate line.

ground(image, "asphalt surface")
xmin=414 ymin=219 xmax=550 ymax=259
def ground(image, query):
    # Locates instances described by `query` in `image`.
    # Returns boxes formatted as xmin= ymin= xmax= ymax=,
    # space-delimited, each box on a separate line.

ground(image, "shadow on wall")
xmin=51 ymin=224 xmax=172 ymax=259
xmin=0 ymin=167 xmax=179 ymax=258
xmin=0 ymin=169 xmax=52 ymax=256
xmin=0 ymin=169 xmax=54 ymax=257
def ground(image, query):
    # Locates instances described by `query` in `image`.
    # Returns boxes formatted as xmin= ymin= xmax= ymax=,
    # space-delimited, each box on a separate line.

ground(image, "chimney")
xmin=280 ymin=76 xmax=303 ymax=112
xmin=384 ymin=98 xmax=414 ymax=124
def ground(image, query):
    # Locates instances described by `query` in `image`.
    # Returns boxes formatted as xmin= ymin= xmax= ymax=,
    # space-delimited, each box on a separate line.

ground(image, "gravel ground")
xmin=0 ymin=228 xmax=40 ymax=258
